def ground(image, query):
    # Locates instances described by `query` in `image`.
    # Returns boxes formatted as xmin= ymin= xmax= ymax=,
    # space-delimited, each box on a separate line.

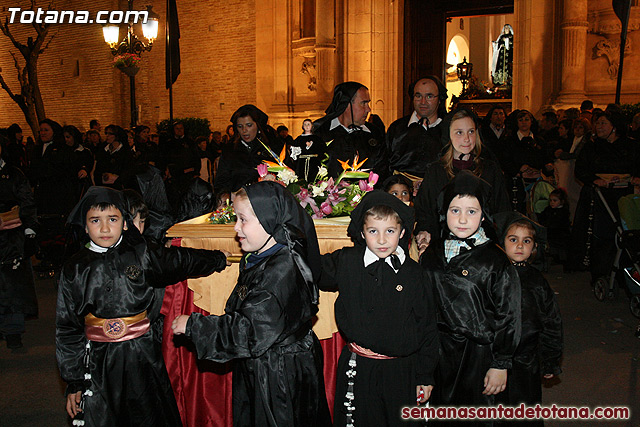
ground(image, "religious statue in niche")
xmin=491 ymin=24 xmax=514 ymax=87
xmin=300 ymin=57 xmax=317 ymax=92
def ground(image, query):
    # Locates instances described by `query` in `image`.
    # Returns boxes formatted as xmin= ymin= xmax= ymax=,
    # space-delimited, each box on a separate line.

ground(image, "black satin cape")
xmin=496 ymin=263 xmax=563 ymax=427
xmin=56 ymin=230 xmax=227 ymax=427
xmin=0 ymin=162 xmax=38 ymax=318
xmin=421 ymin=239 xmax=521 ymax=422
xmin=185 ymin=181 xmax=330 ymax=426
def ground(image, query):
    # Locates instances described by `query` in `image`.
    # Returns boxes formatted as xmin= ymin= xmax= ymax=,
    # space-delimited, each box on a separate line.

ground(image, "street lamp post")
xmin=456 ymin=57 xmax=473 ymax=96
xmin=102 ymin=2 xmax=159 ymax=127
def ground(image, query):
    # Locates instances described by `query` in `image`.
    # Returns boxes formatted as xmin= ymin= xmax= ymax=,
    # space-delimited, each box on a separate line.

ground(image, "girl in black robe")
xmin=421 ymin=171 xmax=521 ymax=426
xmin=56 ymin=187 xmax=229 ymax=427
xmin=320 ymin=190 xmax=439 ymax=426
xmin=494 ymin=212 xmax=563 ymax=426
xmin=414 ymin=107 xmax=511 ymax=251
xmin=172 ymin=181 xmax=331 ymax=427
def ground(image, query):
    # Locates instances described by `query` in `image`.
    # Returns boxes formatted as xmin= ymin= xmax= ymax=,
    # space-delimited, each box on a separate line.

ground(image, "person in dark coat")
xmin=421 ymin=171 xmax=521 ymax=426
xmin=4 ymin=123 xmax=30 ymax=172
xmin=414 ymin=107 xmax=511 ymax=253
xmin=501 ymin=110 xmax=547 ymax=213
xmin=494 ymin=212 xmax=563 ymax=426
xmin=172 ymin=181 xmax=331 ymax=427
xmin=319 ymin=190 xmax=439 ymax=426
xmin=63 ymin=125 xmax=94 ymax=204
xmin=30 ymin=118 xmax=75 ymax=215
xmin=574 ymin=110 xmax=640 ymax=282
xmin=386 ymin=76 xmax=448 ymax=181
xmin=0 ymin=142 xmax=38 ymax=349
xmin=93 ymin=124 xmax=134 ymax=190
xmin=56 ymin=186 xmax=229 ymax=427
xmin=313 ymin=81 xmax=388 ymax=181
xmin=30 ymin=119 xmax=75 ymax=270
xmin=215 ymin=105 xmax=282 ymax=195
xmin=479 ymin=104 xmax=509 ymax=157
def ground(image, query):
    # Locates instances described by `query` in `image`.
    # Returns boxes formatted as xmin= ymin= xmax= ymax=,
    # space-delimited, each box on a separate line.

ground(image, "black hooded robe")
xmin=0 ymin=162 xmax=38 ymax=326
xmin=496 ymin=263 xmax=563 ymax=427
xmin=184 ymin=181 xmax=331 ymax=427
xmin=422 ymin=240 xmax=521 ymax=426
xmin=56 ymin=187 xmax=228 ymax=427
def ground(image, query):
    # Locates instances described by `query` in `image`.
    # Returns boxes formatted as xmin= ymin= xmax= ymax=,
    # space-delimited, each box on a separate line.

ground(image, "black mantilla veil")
xmin=312 ymin=81 xmax=366 ymax=132
xmin=347 ymin=190 xmax=415 ymax=252
xmin=243 ymin=181 xmax=321 ymax=304
xmin=230 ymin=104 xmax=269 ymax=131
xmin=229 ymin=104 xmax=279 ymax=151
xmin=437 ymin=170 xmax=496 ymax=239
xmin=67 ymin=186 xmax=131 ymax=228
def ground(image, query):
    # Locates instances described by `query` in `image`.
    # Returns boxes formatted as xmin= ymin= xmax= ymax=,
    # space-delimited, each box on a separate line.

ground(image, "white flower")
xmin=277 ymin=168 xmax=298 ymax=185
xmin=290 ymin=146 xmax=302 ymax=161
xmin=311 ymin=181 xmax=329 ymax=197
xmin=352 ymin=194 xmax=362 ymax=204
xmin=317 ymin=166 xmax=328 ymax=178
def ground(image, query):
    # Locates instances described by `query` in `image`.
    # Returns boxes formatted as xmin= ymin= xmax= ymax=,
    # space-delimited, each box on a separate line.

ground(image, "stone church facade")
xmin=1 ymin=0 xmax=638 ymax=137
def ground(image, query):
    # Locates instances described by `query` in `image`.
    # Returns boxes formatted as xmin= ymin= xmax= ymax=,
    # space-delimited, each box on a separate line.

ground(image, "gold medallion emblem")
xmin=237 ymin=284 xmax=248 ymax=300
xmin=103 ymin=318 xmax=127 ymax=339
xmin=125 ymin=265 xmax=142 ymax=280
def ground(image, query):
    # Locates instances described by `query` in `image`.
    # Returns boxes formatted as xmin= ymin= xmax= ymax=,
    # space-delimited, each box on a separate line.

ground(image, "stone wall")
xmin=0 ymin=0 xmax=256 ymax=138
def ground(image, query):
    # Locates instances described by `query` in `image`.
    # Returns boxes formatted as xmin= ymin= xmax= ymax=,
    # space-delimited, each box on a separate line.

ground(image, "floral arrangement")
xmin=208 ymin=202 xmax=236 ymax=224
xmin=112 ymin=53 xmax=141 ymax=69
xmin=256 ymin=141 xmax=377 ymax=219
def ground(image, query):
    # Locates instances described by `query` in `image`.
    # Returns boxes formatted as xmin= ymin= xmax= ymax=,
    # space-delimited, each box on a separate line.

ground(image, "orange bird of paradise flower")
xmin=337 ymin=154 xmax=368 ymax=172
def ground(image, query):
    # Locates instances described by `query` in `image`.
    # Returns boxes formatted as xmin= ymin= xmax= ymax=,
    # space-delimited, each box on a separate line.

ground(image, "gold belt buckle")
xmin=103 ymin=318 xmax=128 ymax=339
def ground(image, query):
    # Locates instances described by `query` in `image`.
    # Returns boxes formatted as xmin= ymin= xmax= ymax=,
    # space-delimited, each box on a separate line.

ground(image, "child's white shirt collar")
xmin=363 ymin=246 xmax=405 ymax=273
xmin=89 ymin=236 xmax=123 ymax=253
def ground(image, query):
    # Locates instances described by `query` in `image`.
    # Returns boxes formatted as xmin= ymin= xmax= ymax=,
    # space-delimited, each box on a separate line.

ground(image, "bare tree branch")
xmin=0 ymin=17 xmax=26 ymax=52
xmin=40 ymin=30 xmax=56 ymax=54
xmin=0 ymin=71 xmax=18 ymax=103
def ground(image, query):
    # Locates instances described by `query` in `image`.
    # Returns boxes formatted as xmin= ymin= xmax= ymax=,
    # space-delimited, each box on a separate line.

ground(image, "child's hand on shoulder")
xmin=171 ymin=315 xmax=190 ymax=335
xmin=222 ymin=250 xmax=232 ymax=266
xmin=483 ymin=368 xmax=507 ymax=395
xmin=416 ymin=385 xmax=433 ymax=403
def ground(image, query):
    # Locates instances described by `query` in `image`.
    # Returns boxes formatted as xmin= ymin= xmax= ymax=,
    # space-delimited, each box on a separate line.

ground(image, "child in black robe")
xmin=494 ymin=212 xmax=563 ymax=426
xmin=172 ymin=181 xmax=331 ymax=427
xmin=56 ymin=186 xmax=229 ymax=427
xmin=320 ymin=190 xmax=439 ymax=426
xmin=421 ymin=171 xmax=521 ymax=426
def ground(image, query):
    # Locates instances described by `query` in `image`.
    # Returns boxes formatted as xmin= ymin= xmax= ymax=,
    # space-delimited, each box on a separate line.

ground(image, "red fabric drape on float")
xmin=161 ymin=239 xmax=345 ymax=426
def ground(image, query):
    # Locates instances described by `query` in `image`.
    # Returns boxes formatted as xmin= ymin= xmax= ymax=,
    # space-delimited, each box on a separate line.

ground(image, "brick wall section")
xmin=0 ymin=0 xmax=256 ymax=138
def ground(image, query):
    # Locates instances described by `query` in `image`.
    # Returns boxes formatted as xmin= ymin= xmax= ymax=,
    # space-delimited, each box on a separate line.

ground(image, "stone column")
xmin=557 ymin=0 xmax=588 ymax=103
xmin=315 ymin=0 xmax=336 ymax=104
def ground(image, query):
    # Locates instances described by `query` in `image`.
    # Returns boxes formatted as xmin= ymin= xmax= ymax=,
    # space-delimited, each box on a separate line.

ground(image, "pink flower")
xmin=310 ymin=203 xmax=325 ymax=219
xmin=368 ymin=171 xmax=379 ymax=186
xmin=297 ymin=187 xmax=315 ymax=208
xmin=257 ymin=164 xmax=269 ymax=177
xmin=327 ymin=190 xmax=346 ymax=205
xmin=320 ymin=201 xmax=333 ymax=215
xmin=358 ymin=179 xmax=370 ymax=192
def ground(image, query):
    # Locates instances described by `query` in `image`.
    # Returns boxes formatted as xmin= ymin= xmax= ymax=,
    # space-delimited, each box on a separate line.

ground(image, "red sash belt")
xmin=348 ymin=342 xmax=397 ymax=360
xmin=85 ymin=310 xmax=150 ymax=342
